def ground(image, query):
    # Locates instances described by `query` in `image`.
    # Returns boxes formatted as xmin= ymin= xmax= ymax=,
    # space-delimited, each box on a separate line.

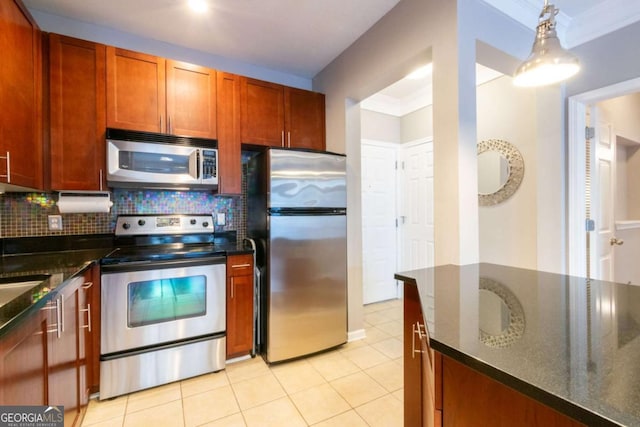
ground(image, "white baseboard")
xmin=347 ymin=329 xmax=366 ymax=342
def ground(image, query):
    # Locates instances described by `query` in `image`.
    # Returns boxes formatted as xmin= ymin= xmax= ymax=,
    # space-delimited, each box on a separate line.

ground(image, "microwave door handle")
xmin=190 ymin=150 xmax=200 ymax=180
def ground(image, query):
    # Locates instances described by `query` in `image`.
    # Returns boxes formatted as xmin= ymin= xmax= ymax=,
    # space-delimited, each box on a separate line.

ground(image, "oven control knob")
xmin=190 ymin=219 xmax=197 ymax=225
xmin=202 ymin=221 xmax=209 ymax=228
xmin=122 ymin=222 xmax=131 ymax=230
xmin=138 ymin=219 xmax=146 ymax=226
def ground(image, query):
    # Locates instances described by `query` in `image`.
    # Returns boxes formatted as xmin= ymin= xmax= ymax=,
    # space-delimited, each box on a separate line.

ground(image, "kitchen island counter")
xmin=396 ymin=263 xmax=640 ymax=426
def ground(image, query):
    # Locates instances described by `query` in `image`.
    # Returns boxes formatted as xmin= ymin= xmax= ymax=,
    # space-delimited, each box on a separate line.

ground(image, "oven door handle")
xmin=101 ymin=255 xmax=226 ymax=273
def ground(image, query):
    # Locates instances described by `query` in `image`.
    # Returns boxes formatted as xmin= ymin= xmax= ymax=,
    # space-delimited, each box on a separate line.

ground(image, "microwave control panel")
xmin=201 ymin=149 xmax=218 ymax=182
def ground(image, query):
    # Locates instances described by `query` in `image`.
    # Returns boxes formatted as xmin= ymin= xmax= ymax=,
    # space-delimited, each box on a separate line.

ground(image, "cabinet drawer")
xmin=227 ymin=254 xmax=253 ymax=277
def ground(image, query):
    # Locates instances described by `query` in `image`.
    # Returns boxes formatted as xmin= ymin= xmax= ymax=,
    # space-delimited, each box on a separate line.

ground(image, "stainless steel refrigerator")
xmin=247 ymin=148 xmax=347 ymax=363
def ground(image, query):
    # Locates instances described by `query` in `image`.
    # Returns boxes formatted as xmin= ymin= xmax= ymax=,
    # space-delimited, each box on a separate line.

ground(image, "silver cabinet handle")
xmin=168 ymin=115 xmax=172 ymax=134
xmin=287 ymin=131 xmax=291 ymax=148
xmin=99 ymin=170 xmax=103 ymax=191
xmin=82 ymin=281 xmax=93 ymax=289
xmin=281 ymin=131 xmax=285 ymax=147
xmin=230 ymin=277 xmax=235 ymax=299
xmin=80 ymin=303 xmax=92 ymax=332
xmin=0 ymin=151 xmax=10 ymax=183
xmin=412 ymin=322 xmax=425 ymax=358
xmin=231 ymin=263 xmax=251 ymax=269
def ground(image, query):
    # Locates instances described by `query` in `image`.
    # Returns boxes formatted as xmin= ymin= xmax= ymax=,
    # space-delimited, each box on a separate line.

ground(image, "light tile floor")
xmin=82 ymin=299 xmax=403 ymax=427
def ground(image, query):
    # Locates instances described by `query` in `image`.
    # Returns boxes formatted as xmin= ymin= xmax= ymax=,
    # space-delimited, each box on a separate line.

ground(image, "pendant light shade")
xmin=514 ymin=1 xmax=580 ymax=87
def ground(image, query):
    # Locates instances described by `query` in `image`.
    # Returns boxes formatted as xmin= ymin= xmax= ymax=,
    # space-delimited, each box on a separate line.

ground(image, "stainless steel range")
xmin=99 ymin=214 xmax=226 ymax=400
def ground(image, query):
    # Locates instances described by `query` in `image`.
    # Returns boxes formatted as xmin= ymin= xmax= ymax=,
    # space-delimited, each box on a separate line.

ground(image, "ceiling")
xmin=23 ymin=0 xmax=640 ymax=116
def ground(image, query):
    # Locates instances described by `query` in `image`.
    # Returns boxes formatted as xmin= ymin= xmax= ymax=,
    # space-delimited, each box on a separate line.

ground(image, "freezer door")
xmin=269 ymin=149 xmax=346 ymax=209
xmin=267 ymin=214 xmax=347 ymax=362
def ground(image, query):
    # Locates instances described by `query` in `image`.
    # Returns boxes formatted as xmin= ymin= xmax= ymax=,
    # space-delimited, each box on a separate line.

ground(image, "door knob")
xmin=610 ymin=237 xmax=624 ymax=246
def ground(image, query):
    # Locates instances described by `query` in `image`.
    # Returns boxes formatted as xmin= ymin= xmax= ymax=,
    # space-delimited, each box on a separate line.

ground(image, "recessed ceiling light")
xmin=188 ymin=0 xmax=208 ymax=13
xmin=406 ymin=64 xmax=433 ymax=80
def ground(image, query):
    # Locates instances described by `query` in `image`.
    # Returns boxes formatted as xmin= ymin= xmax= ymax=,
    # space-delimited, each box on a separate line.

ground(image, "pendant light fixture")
xmin=514 ymin=0 xmax=580 ymax=87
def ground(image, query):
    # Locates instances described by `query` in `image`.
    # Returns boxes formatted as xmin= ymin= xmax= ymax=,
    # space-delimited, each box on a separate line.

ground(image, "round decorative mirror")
xmin=478 ymin=277 xmax=525 ymax=348
xmin=477 ymin=139 xmax=524 ymax=206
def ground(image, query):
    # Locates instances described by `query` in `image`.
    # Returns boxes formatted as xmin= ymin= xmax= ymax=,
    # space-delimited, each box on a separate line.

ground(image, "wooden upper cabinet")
xmin=285 ymin=87 xmax=325 ymax=151
xmin=106 ymin=48 xmax=217 ymax=138
xmin=166 ymin=60 xmax=216 ymax=138
xmin=216 ymin=72 xmax=242 ymax=194
xmin=106 ymin=47 xmax=166 ymax=133
xmin=0 ymin=0 xmax=43 ymax=190
xmin=49 ymin=34 xmax=106 ymax=191
xmin=240 ymin=77 xmax=285 ymax=146
xmin=240 ymin=77 xmax=325 ymax=150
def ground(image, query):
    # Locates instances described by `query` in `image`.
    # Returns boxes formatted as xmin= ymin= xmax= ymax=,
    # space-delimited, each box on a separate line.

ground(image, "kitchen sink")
xmin=0 ymin=275 xmax=51 ymax=308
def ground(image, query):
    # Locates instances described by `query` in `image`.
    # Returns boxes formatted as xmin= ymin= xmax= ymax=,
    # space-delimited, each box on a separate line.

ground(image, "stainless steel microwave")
xmin=106 ymin=128 xmax=218 ymax=190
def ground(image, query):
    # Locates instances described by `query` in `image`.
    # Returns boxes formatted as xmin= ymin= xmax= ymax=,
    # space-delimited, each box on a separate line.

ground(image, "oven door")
xmin=101 ymin=257 xmax=225 ymax=355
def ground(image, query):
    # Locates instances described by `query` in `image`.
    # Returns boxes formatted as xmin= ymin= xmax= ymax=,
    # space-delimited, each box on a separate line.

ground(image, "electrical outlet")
xmin=216 ymin=213 xmax=226 ymax=226
xmin=48 ymin=215 xmax=63 ymax=231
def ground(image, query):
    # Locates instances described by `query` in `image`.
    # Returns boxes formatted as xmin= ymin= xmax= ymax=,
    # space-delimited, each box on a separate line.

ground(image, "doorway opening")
xmin=359 ymin=69 xmax=434 ymax=305
xmin=568 ymin=77 xmax=640 ymax=283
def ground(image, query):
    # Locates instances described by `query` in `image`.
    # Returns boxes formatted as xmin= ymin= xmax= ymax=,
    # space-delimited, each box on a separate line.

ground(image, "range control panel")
xmin=114 ymin=215 xmax=214 ymax=236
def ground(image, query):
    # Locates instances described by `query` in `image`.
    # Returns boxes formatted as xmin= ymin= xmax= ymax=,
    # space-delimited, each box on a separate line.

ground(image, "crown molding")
xmin=481 ymin=0 xmax=640 ymax=49
xmin=565 ymin=0 xmax=640 ymax=47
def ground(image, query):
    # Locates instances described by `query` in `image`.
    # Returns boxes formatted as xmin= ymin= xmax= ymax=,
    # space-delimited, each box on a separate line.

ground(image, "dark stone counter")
xmin=395 ymin=263 xmax=640 ymax=427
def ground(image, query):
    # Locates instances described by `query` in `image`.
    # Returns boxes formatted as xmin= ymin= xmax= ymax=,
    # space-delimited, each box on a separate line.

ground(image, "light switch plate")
xmin=48 ymin=215 xmax=63 ymax=231
xmin=216 ymin=213 xmax=226 ymax=226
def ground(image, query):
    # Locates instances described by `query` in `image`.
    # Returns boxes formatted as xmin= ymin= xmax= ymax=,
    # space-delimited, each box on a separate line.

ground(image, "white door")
xmin=593 ymin=119 xmax=616 ymax=281
xmin=398 ymin=139 xmax=434 ymax=271
xmin=361 ymin=140 xmax=399 ymax=304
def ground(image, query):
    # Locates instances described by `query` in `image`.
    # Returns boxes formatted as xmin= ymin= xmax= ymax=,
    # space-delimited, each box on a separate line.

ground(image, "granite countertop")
xmin=395 ymin=263 xmax=640 ymax=427
xmin=0 ymin=248 xmax=114 ymax=336
xmin=0 ymin=233 xmax=253 ymax=338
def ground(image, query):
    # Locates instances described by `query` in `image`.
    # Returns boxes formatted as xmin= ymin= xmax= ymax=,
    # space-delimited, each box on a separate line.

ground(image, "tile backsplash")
xmin=0 ymin=189 xmax=244 ymax=239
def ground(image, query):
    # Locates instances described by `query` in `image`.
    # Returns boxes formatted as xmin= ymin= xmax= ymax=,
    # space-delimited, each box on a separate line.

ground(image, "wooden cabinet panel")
xmin=226 ymin=254 xmax=254 ymax=358
xmin=285 ymin=87 xmax=325 ymax=151
xmin=404 ymin=283 xmax=424 ymax=427
xmin=0 ymin=311 xmax=47 ymax=406
xmin=442 ymin=356 xmax=585 ymax=426
xmin=216 ymin=72 xmax=242 ymax=194
xmin=166 ymin=60 xmax=216 ymax=138
xmin=240 ymin=77 xmax=285 ymax=146
xmin=48 ymin=279 xmax=82 ymax=427
xmin=49 ymin=34 xmax=106 ymax=190
xmin=106 ymin=47 xmax=166 ymax=133
xmin=0 ymin=0 xmax=43 ymax=189
xmin=86 ymin=266 xmax=101 ymax=395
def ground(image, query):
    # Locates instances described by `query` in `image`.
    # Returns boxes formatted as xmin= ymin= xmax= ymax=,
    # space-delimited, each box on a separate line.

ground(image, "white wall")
xmin=29 ymin=10 xmax=312 ymax=90
xmin=476 ymin=76 xmax=538 ymax=268
xmin=361 ymin=110 xmax=401 ymax=143
xmin=599 ymin=94 xmax=640 ymax=144
xmin=401 ymin=105 xmax=433 ymax=142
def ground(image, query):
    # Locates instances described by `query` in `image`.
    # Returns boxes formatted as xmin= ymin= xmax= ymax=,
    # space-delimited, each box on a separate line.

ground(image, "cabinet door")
xmin=0 ymin=0 xmax=43 ymax=189
xmin=49 ymin=34 xmax=106 ymax=190
xmin=226 ymin=254 xmax=254 ymax=358
xmin=403 ymin=283 xmax=423 ymax=427
xmin=285 ymin=88 xmax=326 ymax=151
xmin=106 ymin=47 xmax=166 ymax=133
xmin=240 ymin=77 xmax=285 ymax=147
xmin=216 ymin=72 xmax=242 ymax=194
xmin=166 ymin=60 xmax=217 ymax=138
xmin=47 ymin=286 xmax=80 ymax=427
xmin=78 ymin=270 xmax=95 ymax=413
xmin=0 ymin=310 xmax=47 ymax=405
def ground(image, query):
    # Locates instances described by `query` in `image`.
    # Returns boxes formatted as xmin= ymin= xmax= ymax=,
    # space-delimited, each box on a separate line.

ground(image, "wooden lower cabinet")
xmin=0 ymin=309 xmax=47 ymax=406
xmin=403 ymin=282 xmax=584 ymax=427
xmin=0 ymin=266 xmax=96 ymax=427
xmin=226 ymin=254 xmax=254 ymax=359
